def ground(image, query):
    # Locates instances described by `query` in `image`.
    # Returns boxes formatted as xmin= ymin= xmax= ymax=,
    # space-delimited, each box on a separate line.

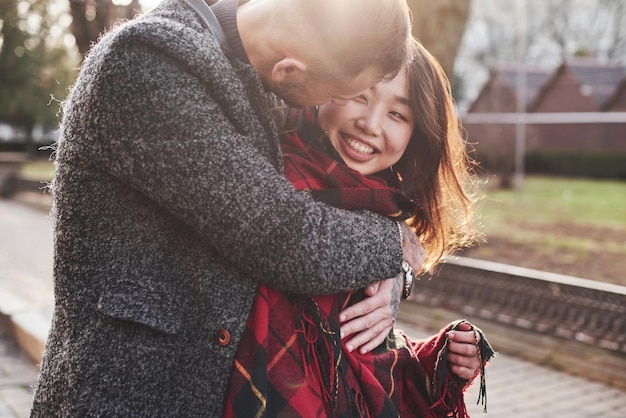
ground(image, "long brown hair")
xmin=393 ymin=38 xmax=482 ymax=272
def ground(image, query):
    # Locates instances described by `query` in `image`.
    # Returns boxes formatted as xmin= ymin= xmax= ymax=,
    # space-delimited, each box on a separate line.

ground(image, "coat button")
xmin=216 ymin=328 xmax=231 ymax=346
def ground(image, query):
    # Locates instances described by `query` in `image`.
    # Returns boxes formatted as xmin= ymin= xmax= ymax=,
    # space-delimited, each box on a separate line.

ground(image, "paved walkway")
xmin=0 ymin=325 xmax=38 ymax=418
xmin=1 ymin=194 xmax=626 ymax=417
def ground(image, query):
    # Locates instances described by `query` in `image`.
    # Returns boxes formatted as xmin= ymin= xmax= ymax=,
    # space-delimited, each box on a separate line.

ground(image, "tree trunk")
xmin=69 ymin=0 xmax=142 ymax=58
xmin=407 ymin=0 xmax=471 ymax=79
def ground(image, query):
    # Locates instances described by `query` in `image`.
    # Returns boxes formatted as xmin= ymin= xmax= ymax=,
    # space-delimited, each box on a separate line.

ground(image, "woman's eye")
xmin=353 ymin=95 xmax=368 ymax=104
xmin=390 ymin=111 xmax=407 ymax=121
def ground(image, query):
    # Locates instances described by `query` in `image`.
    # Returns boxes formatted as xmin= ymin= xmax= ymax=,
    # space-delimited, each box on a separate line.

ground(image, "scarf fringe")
xmin=295 ymin=296 xmax=342 ymax=415
xmin=294 ymin=296 xmax=368 ymax=418
xmin=430 ymin=320 xmax=495 ymax=418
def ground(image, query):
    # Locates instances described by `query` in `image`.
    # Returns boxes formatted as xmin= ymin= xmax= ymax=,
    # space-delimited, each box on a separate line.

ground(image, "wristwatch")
xmin=401 ymin=260 xmax=414 ymax=299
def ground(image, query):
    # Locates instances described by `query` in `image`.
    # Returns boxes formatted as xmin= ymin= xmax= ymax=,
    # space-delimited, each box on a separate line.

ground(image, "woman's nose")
xmin=356 ymin=112 xmax=383 ymax=136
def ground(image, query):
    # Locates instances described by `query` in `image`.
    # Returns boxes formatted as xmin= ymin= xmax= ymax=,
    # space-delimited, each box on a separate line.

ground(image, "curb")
xmin=0 ymin=285 xmax=48 ymax=365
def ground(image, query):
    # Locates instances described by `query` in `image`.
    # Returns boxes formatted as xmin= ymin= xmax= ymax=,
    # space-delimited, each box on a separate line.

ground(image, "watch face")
xmin=401 ymin=260 xmax=414 ymax=299
xmin=405 ymin=269 xmax=414 ymax=287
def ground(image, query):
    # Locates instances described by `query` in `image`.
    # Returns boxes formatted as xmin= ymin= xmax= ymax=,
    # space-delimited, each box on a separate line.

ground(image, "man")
xmin=31 ymin=0 xmax=418 ymax=415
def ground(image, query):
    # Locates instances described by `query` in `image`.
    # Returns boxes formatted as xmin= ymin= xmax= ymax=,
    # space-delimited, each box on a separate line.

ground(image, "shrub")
xmin=525 ymin=151 xmax=626 ymax=179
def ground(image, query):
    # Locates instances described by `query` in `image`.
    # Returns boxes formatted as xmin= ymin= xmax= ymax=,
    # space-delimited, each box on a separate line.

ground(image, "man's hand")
xmin=446 ymin=321 xmax=481 ymax=380
xmin=338 ymin=275 xmax=402 ymax=354
xmin=337 ymin=223 xmax=425 ymax=355
xmin=400 ymin=222 xmax=425 ymax=273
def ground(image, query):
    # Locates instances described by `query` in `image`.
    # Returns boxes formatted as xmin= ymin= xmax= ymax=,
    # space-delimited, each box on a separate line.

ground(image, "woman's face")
xmin=317 ymin=69 xmax=415 ymax=176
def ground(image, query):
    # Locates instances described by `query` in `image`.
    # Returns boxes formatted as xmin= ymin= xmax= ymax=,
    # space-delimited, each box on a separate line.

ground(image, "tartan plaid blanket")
xmin=222 ymin=116 xmax=491 ymax=417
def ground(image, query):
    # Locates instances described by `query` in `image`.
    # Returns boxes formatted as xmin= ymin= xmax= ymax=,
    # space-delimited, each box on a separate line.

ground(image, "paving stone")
xmin=0 ymin=327 xmax=37 ymax=418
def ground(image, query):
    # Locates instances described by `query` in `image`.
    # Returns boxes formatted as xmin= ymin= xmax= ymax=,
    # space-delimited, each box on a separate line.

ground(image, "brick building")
xmin=528 ymin=58 xmax=626 ymax=151
xmin=462 ymin=64 xmax=551 ymax=174
xmin=463 ymin=58 xmax=626 ymax=176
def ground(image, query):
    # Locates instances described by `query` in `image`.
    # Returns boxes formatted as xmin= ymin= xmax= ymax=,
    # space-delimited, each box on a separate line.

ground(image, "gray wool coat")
xmin=30 ymin=0 xmax=402 ymax=416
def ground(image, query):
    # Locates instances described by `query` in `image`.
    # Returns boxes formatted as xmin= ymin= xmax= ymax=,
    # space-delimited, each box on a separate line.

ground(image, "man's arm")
xmin=69 ymin=23 xmax=402 ymax=296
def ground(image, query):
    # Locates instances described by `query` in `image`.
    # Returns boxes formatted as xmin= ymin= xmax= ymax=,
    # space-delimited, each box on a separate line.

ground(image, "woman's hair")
xmin=393 ymin=38 xmax=482 ymax=272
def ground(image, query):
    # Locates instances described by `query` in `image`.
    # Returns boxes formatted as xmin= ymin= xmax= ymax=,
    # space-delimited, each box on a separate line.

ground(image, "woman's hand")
xmin=338 ymin=275 xmax=402 ymax=354
xmin=446 ymin=321 xmax=481 ymax=380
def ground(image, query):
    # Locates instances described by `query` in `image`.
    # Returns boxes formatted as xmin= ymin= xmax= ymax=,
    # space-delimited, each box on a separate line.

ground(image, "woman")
xmin=223 ymin=39 xmax=493 ymax=417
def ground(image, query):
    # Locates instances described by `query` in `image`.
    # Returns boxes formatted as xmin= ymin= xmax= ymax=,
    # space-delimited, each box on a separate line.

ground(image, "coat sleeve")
xmin=58 ymin=20 xmax=402 ymax=296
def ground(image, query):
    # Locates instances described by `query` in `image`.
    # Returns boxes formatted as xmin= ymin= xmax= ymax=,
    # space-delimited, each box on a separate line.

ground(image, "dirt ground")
xmin=458 ymin=221 xmax=626 ymax=287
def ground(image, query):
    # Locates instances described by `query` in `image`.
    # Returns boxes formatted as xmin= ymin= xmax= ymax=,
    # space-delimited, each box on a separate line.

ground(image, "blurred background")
xmin=0 ymin=0 xmax=625 ymax=416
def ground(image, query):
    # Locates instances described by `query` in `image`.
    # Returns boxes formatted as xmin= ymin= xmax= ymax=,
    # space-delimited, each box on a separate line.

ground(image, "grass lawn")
xmin=20 ymin=160 xmax=55 ymax=181
xmin=480 ymin=176 xmax=626 ymax=230
xmin=463 ymin=175 xmax=626 ymax=285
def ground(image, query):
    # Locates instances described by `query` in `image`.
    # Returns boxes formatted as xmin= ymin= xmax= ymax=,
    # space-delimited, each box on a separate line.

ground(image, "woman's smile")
xmin=342 ymin=134 xmax=376 ymax=158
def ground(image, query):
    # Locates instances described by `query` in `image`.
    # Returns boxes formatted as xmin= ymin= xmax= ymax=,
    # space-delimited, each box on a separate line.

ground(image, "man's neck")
xmin=236 ymin=0 xmax=280 ymax=84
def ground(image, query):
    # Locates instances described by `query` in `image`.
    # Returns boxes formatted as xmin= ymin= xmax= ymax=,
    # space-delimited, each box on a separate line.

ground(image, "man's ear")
xmin=271 ymin=58 xmax=308 ymax=84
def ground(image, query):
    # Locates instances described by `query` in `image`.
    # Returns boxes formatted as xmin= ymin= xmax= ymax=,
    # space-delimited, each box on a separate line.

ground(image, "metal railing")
xmin=409 ymin=256 xmax=626 ymax=353
xmin=462 ymin=111 xmax=626 ymax=124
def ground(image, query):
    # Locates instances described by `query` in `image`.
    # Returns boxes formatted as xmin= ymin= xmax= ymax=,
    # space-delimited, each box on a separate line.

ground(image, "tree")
xmin=0 ymin=0 xmax=78 ymax=148
xmin=408 ymin=0 xmax=471 ymax=81
xmin=533 ymin=0 xmax=626 ymax=61
xmin=69 ymin=0 xmax=141 ymax=58
xmin=598 ymin=0 xmax=626 ymax=60
xmin=457 ymin=0 xmax=626 ymax=102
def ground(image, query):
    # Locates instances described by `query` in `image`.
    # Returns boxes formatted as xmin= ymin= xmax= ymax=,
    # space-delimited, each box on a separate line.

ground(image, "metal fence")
xmin=410 ymin=256 xmax=626 ymax=354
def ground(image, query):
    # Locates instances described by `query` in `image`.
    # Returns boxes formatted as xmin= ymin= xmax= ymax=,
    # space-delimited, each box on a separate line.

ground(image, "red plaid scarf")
xmin=280 ymin=118 xmax=416 ymax=222
xmin=222 ymin=114 xmax=492 ymax=418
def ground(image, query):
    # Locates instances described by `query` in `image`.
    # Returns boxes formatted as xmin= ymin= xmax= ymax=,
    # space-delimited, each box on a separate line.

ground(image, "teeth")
xmin=345 ymin=137 xmax=374 ymax=154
